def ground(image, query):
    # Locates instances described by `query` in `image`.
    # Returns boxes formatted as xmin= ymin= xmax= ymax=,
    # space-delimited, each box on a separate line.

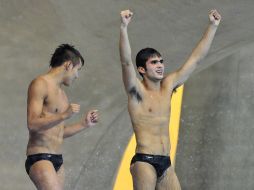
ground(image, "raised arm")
xmin=167 ymin=10 xmax=221 ymax=89
xmin=27 ymin=78 xmax=78 ymax=132
xmin=120 ymin=10 xmax=141 ymax=94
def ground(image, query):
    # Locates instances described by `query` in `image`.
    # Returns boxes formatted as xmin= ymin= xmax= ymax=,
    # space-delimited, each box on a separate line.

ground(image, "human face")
xmin=63 ymin=60 xmax=82 ymax=86
xmin=144 ymin=56 xmax=164 ymax=81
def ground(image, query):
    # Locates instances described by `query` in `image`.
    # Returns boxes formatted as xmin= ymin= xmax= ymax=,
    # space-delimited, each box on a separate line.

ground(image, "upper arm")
xmin=166 ymin=23 xmax=217 ymax=89
xmin=27 ymin=78 xmax=47 ymax=128
xmin=121 ymin=61 xmax=141 ymax=92
xmin=164 ymin=56 xmax=198 ymax=89
xmin=119 ymin=25 xmax=143 ymax=100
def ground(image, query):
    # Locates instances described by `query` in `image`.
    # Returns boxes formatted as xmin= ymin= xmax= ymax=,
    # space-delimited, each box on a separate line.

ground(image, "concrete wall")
xmin=177 ymin=43 xmax=254 ymax=190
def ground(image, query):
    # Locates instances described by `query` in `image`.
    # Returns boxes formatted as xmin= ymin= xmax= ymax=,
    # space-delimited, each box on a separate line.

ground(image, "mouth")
xmin=155 ymin=70 xmax=163 ymax=75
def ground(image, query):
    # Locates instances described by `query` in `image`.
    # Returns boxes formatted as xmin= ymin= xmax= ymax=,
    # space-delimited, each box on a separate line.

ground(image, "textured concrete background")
xmin=0 ymin=0 xmax=253 ymax=189
xmin=176 ymin=43 xmax=254 ymax=190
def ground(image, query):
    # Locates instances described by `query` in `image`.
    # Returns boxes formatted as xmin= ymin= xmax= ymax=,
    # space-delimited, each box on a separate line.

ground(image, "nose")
xmin=75 ymin=72 xmax=79 ymax=79
xmin=157 ymin=63 xmax=163 ymax=67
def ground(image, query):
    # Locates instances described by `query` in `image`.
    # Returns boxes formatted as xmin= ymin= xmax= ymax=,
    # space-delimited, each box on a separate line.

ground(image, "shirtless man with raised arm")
xmin=26 ymin=44 xmax=99 ymax=190
xmin=119 ymin=9 xmax=221 ymax=190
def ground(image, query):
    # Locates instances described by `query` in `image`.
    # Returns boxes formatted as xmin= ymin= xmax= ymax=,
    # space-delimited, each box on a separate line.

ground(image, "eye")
xmin=151 ymin=60 xmax=158 ymax=64
xmin=150 ymin=60 xmax=164 ymax=64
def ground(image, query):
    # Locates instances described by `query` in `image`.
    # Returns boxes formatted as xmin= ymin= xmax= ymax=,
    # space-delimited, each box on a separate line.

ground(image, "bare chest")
xmin=140 ymin=88 xmax=173 ymax=113
xmin=144 ymin=92 xmax=171 ymax=114
xmin=44 ymin=87 xmax=69 ymax=114
xmin=129 ymin=89 xmax=173 ymax=122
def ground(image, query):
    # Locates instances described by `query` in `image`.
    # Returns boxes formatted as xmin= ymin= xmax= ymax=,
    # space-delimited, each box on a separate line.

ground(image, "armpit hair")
xmin=173 ymin=84 xmax=181 ymax=93
xmin=129 ymin=86 xmax=142 ymax=102
xmin=171 ymin=85 xmax=180 ymax=98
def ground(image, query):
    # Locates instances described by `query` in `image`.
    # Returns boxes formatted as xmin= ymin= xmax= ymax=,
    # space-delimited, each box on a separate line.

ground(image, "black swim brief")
xmin=25 ymin=153 xmax=63 ymax=174
xmin=131 ymin=153 xmax=171 ymax=178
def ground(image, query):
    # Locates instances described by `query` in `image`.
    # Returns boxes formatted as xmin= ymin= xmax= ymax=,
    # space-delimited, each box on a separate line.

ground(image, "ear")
xmin=137 ymin=66 xmax=146 ymax=74
xmin=64 ymin=61 xmax=73 ymax=71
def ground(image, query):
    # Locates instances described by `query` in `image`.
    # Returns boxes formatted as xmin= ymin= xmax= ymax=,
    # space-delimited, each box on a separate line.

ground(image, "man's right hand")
xmin=63 ymin=103 xmax=80 ymax=119
xmin=120 ymin=10 xmax=133 ymax=27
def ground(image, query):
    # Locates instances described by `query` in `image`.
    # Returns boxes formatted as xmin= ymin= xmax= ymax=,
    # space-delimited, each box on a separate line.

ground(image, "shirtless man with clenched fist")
xmin=26 ymin=44 xmax=99 ymax=190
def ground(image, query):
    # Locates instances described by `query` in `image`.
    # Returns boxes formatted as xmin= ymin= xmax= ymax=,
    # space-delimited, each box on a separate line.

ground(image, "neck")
xmin=143 ymin=77 xmax=161 ymax=91
xmin=46 ymin=67 xmax=65 ymax=87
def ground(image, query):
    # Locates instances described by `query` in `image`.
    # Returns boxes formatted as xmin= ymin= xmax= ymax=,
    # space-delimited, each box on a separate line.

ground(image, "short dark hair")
xmin=50 ymin=44 xmax=84 ymax=68
xmin=135 ymin=47 xmax=161 ymax=77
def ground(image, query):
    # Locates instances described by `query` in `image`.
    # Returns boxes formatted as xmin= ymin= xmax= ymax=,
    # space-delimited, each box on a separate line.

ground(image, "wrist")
xmin=61 ymin=112 xmax=68 ymax=120
xmin=209 ymin=22 xmax=219 ymax=28
xmin=120 ymin=23 xmax=128 ymax=29
xmin=80 ymin=120 xmax=88 ymax=129
xmin=60 ymin=113 xmax=66 ymax=120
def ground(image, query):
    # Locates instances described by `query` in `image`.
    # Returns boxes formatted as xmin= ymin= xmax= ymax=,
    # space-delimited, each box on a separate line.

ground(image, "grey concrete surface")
xmin=176 ymin=43 xmax=254 ymax=190
xmin=0 ymin=0 xmax=254 ymax=189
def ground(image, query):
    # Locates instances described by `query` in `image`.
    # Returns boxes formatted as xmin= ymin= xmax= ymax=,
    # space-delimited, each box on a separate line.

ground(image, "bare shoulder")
xmin=28 ymin=76 xmax=48 ymax=98
xmin=162 ymin=72 xmax=177 ymax=89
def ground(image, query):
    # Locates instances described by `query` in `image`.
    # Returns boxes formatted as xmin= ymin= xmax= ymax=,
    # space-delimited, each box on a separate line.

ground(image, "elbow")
xmin=27 ymin=120 xmax=39 ymax=133
xmin=27 ymin=124 xmax=36 ymax=133
xmin=199 ymin=53 xmax=207 ymax=62
xmin=121 ymin=60 xmax=132 ymax=66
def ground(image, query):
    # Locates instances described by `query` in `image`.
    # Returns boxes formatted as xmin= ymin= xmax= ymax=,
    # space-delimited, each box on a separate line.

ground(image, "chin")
xmin=156 ymin=75 xmax=164 ymax=80
xmin=153 ymin=77 xmax=163 ymax=82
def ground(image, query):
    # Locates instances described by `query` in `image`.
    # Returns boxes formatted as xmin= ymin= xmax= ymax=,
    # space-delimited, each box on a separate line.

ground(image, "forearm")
xmin=172 ymin=24 xmax=218 ymax=87
xmin=63 ymin=122 xmax=86 ymax=138
xmin=191 ymin=24 xmax=218 ymax=62
xmin=28 ymin=113 xmax=67 ymax=132
xmin=120 ymin=25 xmax=132 ymax=65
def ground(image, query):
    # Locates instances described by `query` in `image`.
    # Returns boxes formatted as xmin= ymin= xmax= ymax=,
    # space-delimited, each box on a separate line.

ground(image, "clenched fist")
xmin=63 ymin=103 xmax=80 ymax=119
xmin=120 ymin=9 xmax=133 ymax=27
xmin=81 ymin=110 xmax=99 ymax=128
xmin=209 ymin=9 xmax=221 ymax=26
